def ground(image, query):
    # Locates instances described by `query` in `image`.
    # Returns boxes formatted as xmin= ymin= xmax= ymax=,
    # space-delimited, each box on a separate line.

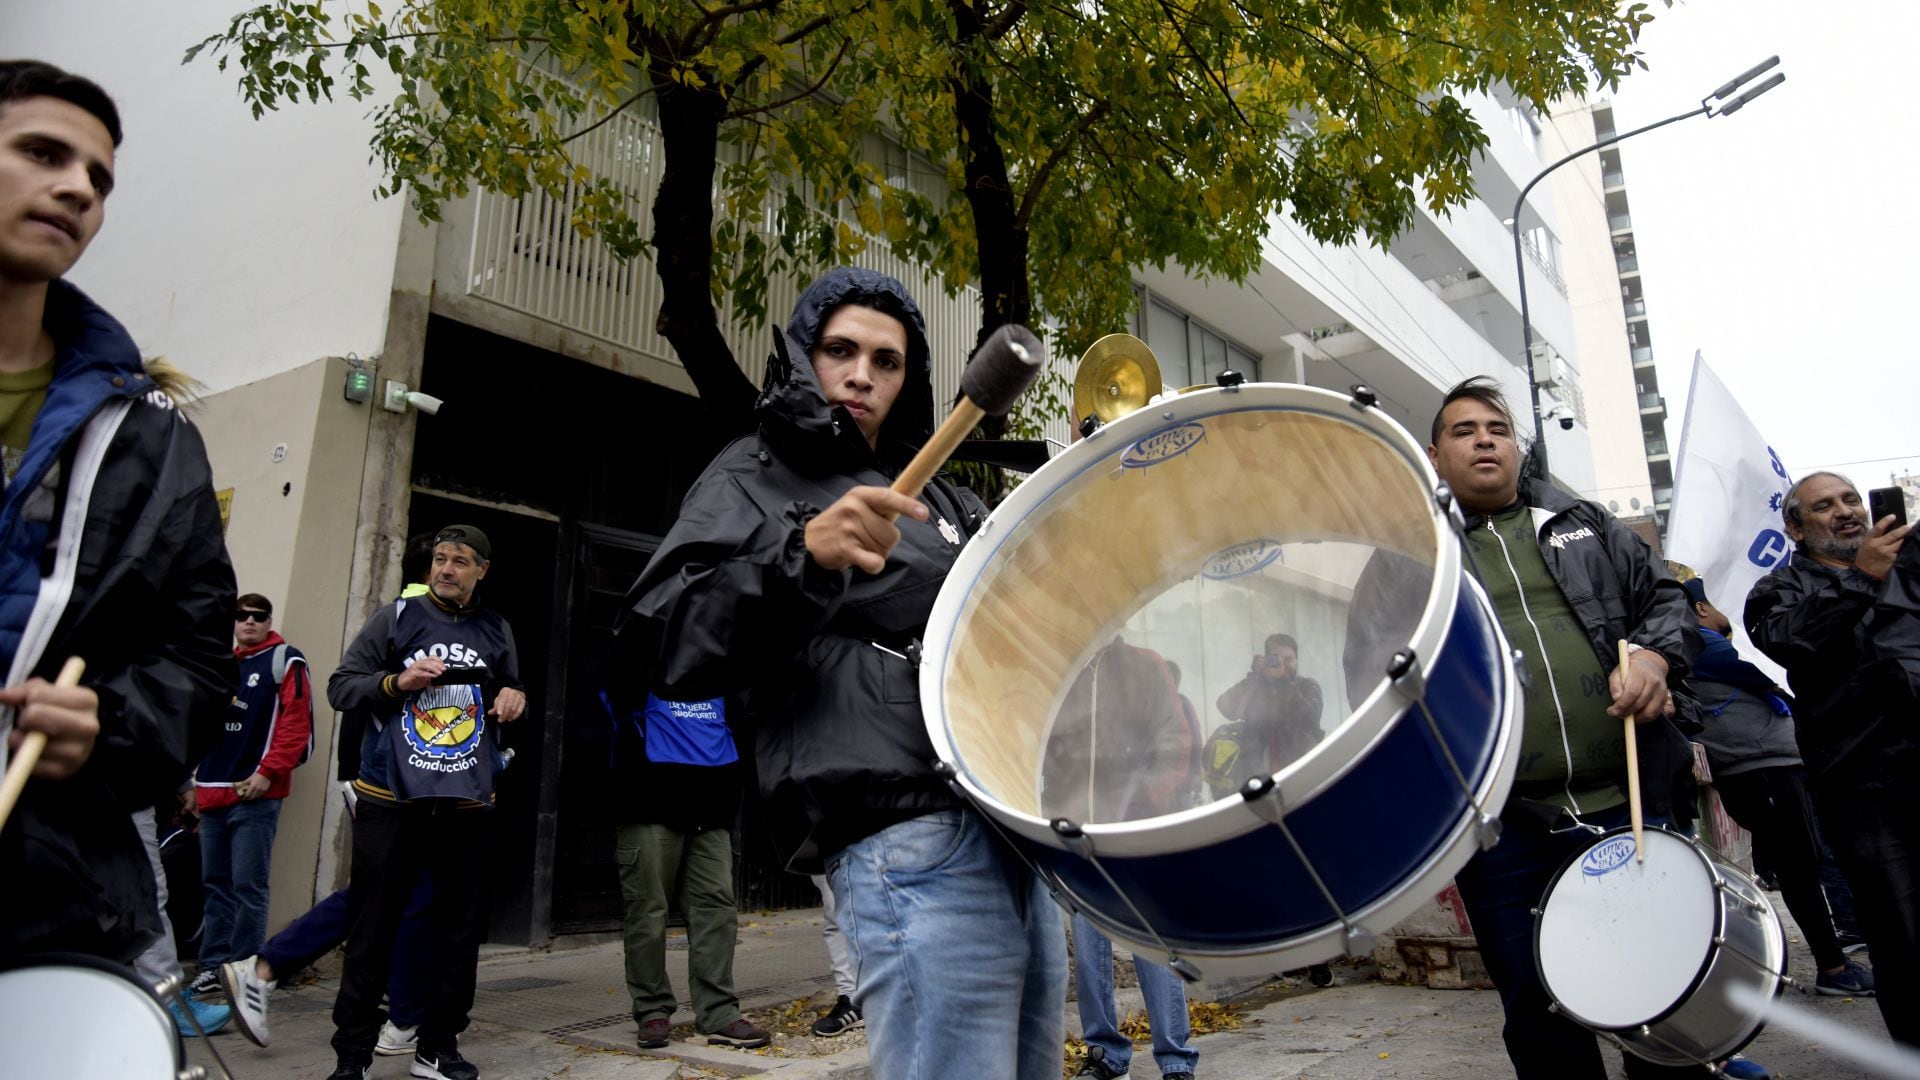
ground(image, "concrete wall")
xmin=1547 ymin=100 xmax=1657 ymax=515
xmin=10 ymin=0 xmax=407 ymax=394
xmin=195 ymin=357 xmax=375 ymax=926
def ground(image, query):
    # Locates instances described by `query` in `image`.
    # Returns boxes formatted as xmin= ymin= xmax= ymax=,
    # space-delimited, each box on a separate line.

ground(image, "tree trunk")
xmin=648 ymin=66 xmax=760 ymax=434
xmin=949 ymin=2 xmax=1030 ymax=448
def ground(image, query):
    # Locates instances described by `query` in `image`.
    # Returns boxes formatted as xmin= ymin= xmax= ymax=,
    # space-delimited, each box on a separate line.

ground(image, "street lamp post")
xmin=1513 ymin=57 xmax=1786 ymax=481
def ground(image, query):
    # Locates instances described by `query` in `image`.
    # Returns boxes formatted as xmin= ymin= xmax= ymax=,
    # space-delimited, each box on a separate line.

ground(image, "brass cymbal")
xmin=1072 ymin=334 xmax=1162 ymax=425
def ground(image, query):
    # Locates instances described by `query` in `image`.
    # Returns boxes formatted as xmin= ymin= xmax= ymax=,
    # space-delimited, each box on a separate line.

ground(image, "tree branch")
xmin=1014 ymin=97 xmax=1109 ymax=229
xmin=726 ymin=33 xmax=853 ymax=119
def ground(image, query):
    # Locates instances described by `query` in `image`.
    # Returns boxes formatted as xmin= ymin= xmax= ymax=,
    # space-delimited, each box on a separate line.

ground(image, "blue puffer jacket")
xmin=0 ymin=282 xmax=237 ymax=965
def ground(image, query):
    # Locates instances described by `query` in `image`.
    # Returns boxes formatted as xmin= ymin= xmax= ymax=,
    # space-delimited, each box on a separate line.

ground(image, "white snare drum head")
xmin=924 ymin=385 xmax=1450 ymax=838
xmin=1537 ymin=829 xmax=1719 ymax=1030
xmin=0 ymin=964 xmax=178 ymax=1078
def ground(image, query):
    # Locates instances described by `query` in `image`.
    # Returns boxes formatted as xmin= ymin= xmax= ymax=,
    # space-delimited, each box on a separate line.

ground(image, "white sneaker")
xmin=377 ymin=1020 xmax=419 ymax=1056
xmin=219 ymin=955 xmax=276 ymax=1047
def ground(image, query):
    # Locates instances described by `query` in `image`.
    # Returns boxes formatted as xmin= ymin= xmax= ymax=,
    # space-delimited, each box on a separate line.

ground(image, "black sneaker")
xmin=811 ymin=995 xmax=863 ymax=1037
xmin=412 ymin=1045 xmax=480 ymax=1080
xmin=187 ymin=968 xmax=222 ymax=997
xmin=1077 ymin=1045 xmax=1127 ymax=1079
xmin=326 ymin=1058 xmax=371 ymax=1080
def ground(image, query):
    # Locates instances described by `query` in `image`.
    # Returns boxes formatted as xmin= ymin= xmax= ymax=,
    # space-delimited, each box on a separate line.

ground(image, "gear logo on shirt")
xmin=402 ymin=684 xmax=485 ymax=761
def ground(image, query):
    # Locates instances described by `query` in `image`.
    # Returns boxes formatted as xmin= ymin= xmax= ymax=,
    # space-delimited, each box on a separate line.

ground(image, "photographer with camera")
xmin=1747 ymin=472 xmax=1920 ymax=1047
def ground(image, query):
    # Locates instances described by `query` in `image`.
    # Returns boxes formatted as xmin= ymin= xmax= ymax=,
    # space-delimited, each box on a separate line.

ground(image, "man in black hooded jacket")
xmin=626 ymin=267 xmax=1065 ymax=1080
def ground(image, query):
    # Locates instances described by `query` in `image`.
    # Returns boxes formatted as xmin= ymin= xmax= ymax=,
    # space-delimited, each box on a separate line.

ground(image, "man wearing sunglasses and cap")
xmin=322 ymin=524 xmax=525 ymax=1080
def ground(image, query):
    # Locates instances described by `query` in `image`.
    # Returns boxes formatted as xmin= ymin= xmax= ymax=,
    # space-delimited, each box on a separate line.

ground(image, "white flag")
xmin=1665 ymin=352 xmax=1790 ymax=685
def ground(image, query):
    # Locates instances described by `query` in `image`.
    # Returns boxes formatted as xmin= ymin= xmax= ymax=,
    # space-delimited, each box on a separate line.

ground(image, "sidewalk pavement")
xmin=186 ymin=903 xmax=1900 ymax=1079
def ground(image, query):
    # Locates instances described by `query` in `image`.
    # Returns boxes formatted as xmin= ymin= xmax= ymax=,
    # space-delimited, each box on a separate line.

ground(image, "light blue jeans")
xmin=827 ymin=808 xmax=1066 ymax=1080
xmin=1073 ymin=912 xmax=1199 ymax=1076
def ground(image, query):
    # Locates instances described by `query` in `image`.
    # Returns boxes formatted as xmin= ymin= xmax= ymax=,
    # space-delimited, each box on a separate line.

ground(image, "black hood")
xmin=756 ymin=267 xmax=936 ymax=469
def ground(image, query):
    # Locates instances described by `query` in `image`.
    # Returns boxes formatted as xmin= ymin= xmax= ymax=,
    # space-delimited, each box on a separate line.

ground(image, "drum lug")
xmin=1545 ymin=1000 xmax=1560 ymax=1015
xmin=1348 ymin=383 xmax=1379 ymax=409
xmin=1168 ymin=956 xmax=1204 ymax=983
xmin=1238 ymin=775 xmax=1284 ymax=825
xmin=1434 ymin=483 xmax=1453 ymax=513
xmin=1386 ymin=649 xmax=1427 ymax=700
xmin=1476 ymin=813 xmax=1503 ymax=851
xmin=1214 ymin=368 xmax=1246 ymax=390
xmin=1051 ymin=817 xmax=1095 ymax=859
xmin=178 ymin=1069 xmax=209 ymax=1080
xmin=1079 ymin=414 xmax=1102 ymax=439
xmin=1510 ymin=649 xmax=1532 ymax=693
xmin=1343 ymin=926 xmax=1377 ymax=959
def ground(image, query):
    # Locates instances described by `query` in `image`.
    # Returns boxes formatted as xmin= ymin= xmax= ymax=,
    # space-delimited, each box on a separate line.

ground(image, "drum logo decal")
xmin=401 ymin=684 xmax=486 ymax=764
xmin=1202 ymin=539 xmax=1285 ymax=579
xmin=1122 ymin=422 xmax=1206 ymax=468
xmin=1579 ymin=836 xmax=1638 ymax=877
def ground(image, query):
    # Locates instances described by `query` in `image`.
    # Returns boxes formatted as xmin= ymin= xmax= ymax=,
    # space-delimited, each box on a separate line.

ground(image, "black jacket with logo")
xmin=0 ymin=283 xmax=237 ymax=964
xmin=624 ymin=269 xmax=985 ymax=874
xmin=1465 ymin=477 xmax=1702 ymax=820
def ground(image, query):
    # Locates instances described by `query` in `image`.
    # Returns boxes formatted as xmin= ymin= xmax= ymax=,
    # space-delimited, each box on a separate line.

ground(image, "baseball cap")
xmin=1681 ymin=578 xmax=1708 ymax=607
xmin=434 ymin=524 xmax=492 ymax=562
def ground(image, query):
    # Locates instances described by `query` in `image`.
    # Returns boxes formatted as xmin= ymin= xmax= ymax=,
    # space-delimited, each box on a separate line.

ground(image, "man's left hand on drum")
xmin=1 ymin=678 xmax=100 ymax=780
xmin=1606 ymin=649 xmax=1671 ymax=724
xmin=805 ymin=486 xmax=929 ymax=575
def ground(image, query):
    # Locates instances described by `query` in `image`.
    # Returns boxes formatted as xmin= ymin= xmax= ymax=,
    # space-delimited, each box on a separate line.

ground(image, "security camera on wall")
xmin=1543 ymin=403 xmax=1575 ymax=431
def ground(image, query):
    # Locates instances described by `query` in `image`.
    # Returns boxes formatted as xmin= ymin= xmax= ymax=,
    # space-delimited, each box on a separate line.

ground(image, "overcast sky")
xmin=1608 ymin=0 xmax=1920 ymax=487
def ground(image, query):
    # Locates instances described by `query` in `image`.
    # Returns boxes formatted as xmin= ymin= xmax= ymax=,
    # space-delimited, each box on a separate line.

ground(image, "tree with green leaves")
xmin=191 ymin=0 xmax=1661 ymax=439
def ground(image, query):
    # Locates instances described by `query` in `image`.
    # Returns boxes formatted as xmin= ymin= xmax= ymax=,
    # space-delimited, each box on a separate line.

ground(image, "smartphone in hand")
xmin=432 ymin=665 xmax=488 ymax=685
xmin=1869 ymin=486 xmax=1908 ymax=529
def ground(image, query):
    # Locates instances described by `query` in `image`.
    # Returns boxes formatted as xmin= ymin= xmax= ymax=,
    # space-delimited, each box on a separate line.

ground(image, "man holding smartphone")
xmin=1748 ymin=472 xmax=1920 ymax=1048
xmin=324 ymin=524 xmax=526 ymax=1080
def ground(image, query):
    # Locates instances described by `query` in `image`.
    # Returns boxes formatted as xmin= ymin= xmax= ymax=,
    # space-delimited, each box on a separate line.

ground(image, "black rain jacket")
xmin=0 ymin=283 xmax=237 ymax=964
xmin=624 ymin=268 xmax=985 ymax=874
xmin=1745 ymin=544 xmax=1920 ymax=779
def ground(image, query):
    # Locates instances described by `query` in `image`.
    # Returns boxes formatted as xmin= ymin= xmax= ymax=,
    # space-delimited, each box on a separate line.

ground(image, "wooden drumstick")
xmin=0 ymin=656 xmax=88 ymax=832
xmin=1618 ymin=639 xmax=1644 ymax=865
xmin=888 ymin=324 xmax=1046 ymax=511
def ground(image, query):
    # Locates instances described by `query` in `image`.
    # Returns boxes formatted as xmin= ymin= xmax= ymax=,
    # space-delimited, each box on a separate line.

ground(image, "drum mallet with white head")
xmin=888 ymin=324 xmax=1046 ymax=507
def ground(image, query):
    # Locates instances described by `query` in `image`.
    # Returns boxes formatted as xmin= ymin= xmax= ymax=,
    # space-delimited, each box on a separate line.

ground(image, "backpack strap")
xmin=272 ymin=643 xmax=290 ymax=686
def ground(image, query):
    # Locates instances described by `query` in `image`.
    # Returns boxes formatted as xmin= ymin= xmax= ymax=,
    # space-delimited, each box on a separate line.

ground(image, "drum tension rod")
xmin=1386 ymin=649 xmax=1503 ymax=853
xmin=1049 ymin=817 xmax=1204 ymax=984
xmin=1348 ymin=384 xmax=1378 ymax=410
xmin=1214 ymin=368 xmax=1246 ymax=389
xmin=929 ymin=760 xmax=1077 ymax=916
xmin=1238 ymin=776 xmax=1377 ymax=960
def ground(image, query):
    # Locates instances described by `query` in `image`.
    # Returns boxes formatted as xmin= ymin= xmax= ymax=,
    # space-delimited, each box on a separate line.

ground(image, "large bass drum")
xmin=0 ymin=954 xmax=185 ymax=1078
xmin=919 ymin=381 xmax=1522 ymax=978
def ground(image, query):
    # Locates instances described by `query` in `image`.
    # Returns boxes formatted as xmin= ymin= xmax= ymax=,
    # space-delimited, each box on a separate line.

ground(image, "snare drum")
xmin=920 ymin=381 xmax=1523 ymax=978
xmin=0 ymin=954 xmax=185 ymax=1078
xmin=1536 ymin=827 xmax=1787 ymax=1066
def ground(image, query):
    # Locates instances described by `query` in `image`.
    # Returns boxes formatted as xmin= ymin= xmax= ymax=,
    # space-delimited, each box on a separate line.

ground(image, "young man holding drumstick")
xmin=0 ymin=59 xmax=236 ymax=967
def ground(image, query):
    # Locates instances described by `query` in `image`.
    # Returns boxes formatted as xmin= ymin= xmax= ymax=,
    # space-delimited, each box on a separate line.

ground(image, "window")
xmin=1140 ymin=295 xmax=1260 ymax=387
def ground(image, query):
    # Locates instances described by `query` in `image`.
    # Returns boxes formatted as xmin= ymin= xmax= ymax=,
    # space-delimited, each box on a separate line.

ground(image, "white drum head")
xmin=0 ymin=963 xmax=178 ymax=1077
xmin=1537 ymin=829 xmax=1719 ymax=1030
xmin=923 ymin=383 xmax=1460 ymax=852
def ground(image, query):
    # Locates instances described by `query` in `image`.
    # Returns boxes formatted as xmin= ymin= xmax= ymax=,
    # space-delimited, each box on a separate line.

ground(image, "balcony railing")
xmin=1603 ymin=170 xmax=1625 ymax=189
xmin=1519 ymin=231 xmax=1568 ymax=299
xmin=1616 ymin=255 xmax=1638 ymax=273
xmin=1631 ymin=346 xmax=1654 ymax=365
xmin=1624 ymin=298 xmax=1647 ymax=318
xmin=1639 ymin=392 xmax=1665 ymax=410
xmin=460 ymin=82 xmax=985 ymax=403
xmin=1609 ymin=213 xmax=1633 ymax=232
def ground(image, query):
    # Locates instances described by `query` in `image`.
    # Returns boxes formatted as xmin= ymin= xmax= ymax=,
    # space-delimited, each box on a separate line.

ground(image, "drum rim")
xmin=1064 ymin=573 xmax=1525 ymax=971
xmin=0 ymin=951 xmax=184 ymax=1068
xmin=1533 ymin=825 xmax=1772 ymax=1034
xmin=920 ymin=381 xmax=1467 ymax=856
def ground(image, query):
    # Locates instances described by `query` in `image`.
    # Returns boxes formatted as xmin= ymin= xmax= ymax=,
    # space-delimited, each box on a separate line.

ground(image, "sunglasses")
xmin=235 ymin=611 xmax=270 ymax=623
